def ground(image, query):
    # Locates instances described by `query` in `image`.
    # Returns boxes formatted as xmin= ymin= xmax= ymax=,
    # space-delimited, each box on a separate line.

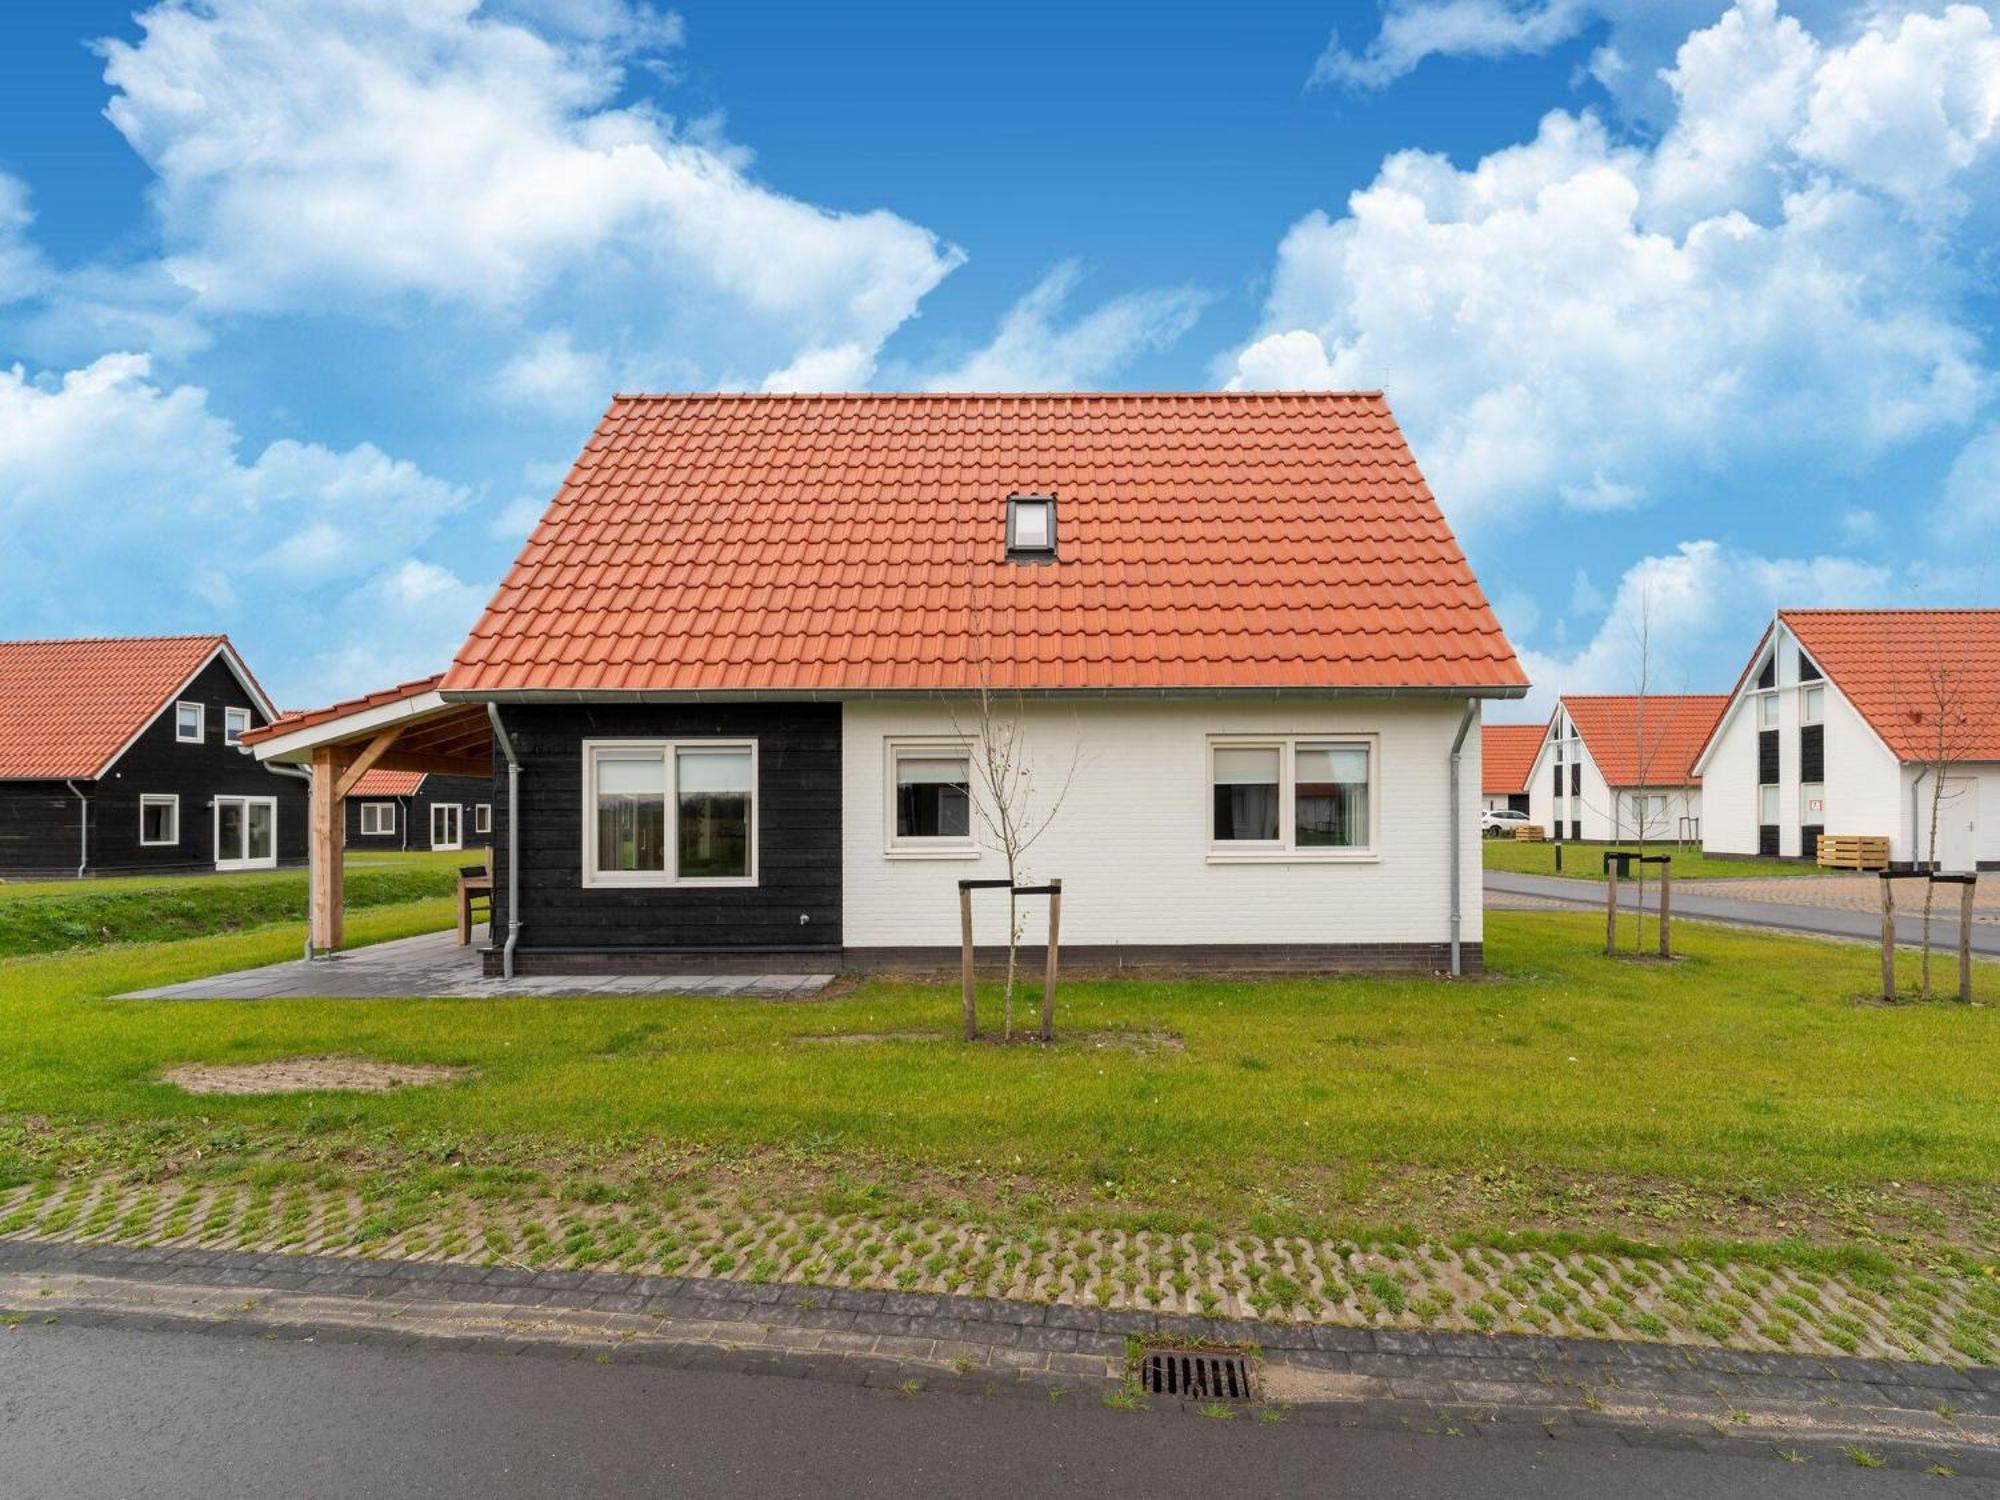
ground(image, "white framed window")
xmin=359 ymin=802 xmax=396 ymax=836
xmin=1801 ymin=684 xmax=1824 ymax=725
xmin=475 ymin=803 xmax=492 ymax=835
xmin=139 ymin=794 xmax=179 ymax=846
xmin=1759 ymin=784 xmax=1780 ymax=824
xmin=1208 ymin=736 xmax=1375 ymax=860
xmin=885 ymin=739 xmax=975 ymax=856
xmin=431 ymin=802 xmax=463 ymax=852
xmin=1757 ymin=693 xmax=1779 ymax=729
xmin=582 ymin=739 xmax=757 ymax=887
xmin=175 ymin=701 xmax=205 ymax=742
xmin=213 ymin=796 xmax=277 ymax=870
xmin=223 ymin=706 xmax=252 ymax=745
xmin=1800 ymin=782 xmax=1826 ymax=821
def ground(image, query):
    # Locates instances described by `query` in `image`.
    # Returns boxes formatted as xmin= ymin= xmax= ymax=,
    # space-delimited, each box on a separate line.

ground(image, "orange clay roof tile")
xmin=1781 ymin=609 xmax=2000 ymax=762
xmin=1562 ymin=695 xmax=1730 ymax=788
xmin=440 ymin=392 xmax=1527 ymax=696
xmin=1482 ymin=722 xmax=1547 ymax=795
xmin=0 ymin=635 xmax=238 ymax=780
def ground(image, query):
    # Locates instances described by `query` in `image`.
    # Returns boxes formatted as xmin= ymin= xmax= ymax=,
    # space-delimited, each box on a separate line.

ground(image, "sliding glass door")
xmin=214 ymin=796 xmax=278 ymax=870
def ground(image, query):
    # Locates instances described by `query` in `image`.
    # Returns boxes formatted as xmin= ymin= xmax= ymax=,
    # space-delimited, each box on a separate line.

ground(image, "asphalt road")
xmin=1486 ymin=870 xmax=2000 ymax=954
xmin=1 ymin=1323 xmax=1975 ymax=1498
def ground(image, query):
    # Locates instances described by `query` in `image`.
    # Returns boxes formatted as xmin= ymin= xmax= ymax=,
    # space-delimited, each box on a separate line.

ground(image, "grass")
xmin=0 ymin=905 xmax=1996 ymax=1255
xmin=1484 ymin=839 xmax=1824 ymax=882
xmin=0 ymin=850 xmax=465 ymax=957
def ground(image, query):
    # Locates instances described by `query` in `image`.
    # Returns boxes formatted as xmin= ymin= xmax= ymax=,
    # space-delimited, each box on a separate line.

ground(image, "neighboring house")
xmin=1526 ymin=695 xmax=1726 ymax=843
xmin=1481 ymin=723 xmax=1543 ymax=815
xmin=0 ymin=635 xmax=306 ymax=878
xmin=345 ymin=770 xmax=494 ymax=853
xmin=249 ymin=392 xmax=1528 ymax=973
xmin=1693 ymin=610 xmax=2000 ymax=868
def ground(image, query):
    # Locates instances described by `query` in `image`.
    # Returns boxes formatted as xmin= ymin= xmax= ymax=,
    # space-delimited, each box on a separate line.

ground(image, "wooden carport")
xmin=240 ymin=676 xmax=491 ymax=954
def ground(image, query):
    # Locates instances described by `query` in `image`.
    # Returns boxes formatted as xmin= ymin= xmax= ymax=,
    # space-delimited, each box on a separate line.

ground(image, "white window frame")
xmin=175 ymin=701 xmax=205 ymax=743
xmin=359 ymin=802 xmax=396 ymax=837
xmin=475 ymin=803 xmax=492 ymax=835
xmin=581 ymin=738 xmax=759 ymax=889
xmin=431 ymin=801 xmax=463 ymax=852
xmin=884 ymin=737 xmax=978 ymax=859
xmin=1800 ymin=684 xmax=1824 ymax=725
xmin=138 ymin=794 xmax=179 ymax=847
xmin=223 ymin=706 xmax=252 ymax=745
xmin=1758 ymin=784 xmax=1780 ymax=825
xmin=1800 ymin=782 xmax=1826 ymax=822
xmin=1206 ymin=734 xmax=1379 ymax=863
xmin=213 ymin=795 xmax=278 ymax=871
xmin=1756 ymin=691 xmax=1779 ymax=730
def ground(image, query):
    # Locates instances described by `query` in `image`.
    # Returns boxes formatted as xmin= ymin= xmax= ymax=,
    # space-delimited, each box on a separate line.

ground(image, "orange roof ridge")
xmin=607 ymin=389 xmax=1390 ymax=402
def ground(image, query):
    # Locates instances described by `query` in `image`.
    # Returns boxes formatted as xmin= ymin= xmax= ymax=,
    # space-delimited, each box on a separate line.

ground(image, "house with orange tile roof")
xmin=0 ymin=635 xmax=306 ymax=877
xmin=345 ymin=769 xmax=493 ymax=854
xmin=1525 ymin=695 xmax=1727 ymax=845
xmin=1481 ymin=723 xmax=1544 ymax=816
xmin=1692 ymin=610 xmax=2000 ymax=868
xmin=247 ymin=392 xmax=1529 ymax=974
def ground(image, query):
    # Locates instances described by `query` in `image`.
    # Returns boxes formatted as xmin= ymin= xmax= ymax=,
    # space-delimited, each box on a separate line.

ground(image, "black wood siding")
xmin=488 ymin=703 xmax=840 ymax=952
xmin=0 ymin=782 xmax=82 ymax=877
xmin=1800 ymin=724 xmax=1825 ymax=783
xmin=1757 ymin=728 xmax=1780 ymax=784
xmin=1 ymin=655 xmax=307 ymax=877
xmin=345 ymin=775 xmax=495 ymax=851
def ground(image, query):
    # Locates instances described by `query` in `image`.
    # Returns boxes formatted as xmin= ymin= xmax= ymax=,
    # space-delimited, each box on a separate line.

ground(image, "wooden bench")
xmin=457 ymin=849 xmax=493 ymax=945
xmin=1817 ymin=835 xmax=1890 ymax=871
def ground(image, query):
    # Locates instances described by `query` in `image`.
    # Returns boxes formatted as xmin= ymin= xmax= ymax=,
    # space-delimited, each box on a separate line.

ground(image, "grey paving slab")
xmin=115 ymin=927 xmax=834 ymax=1001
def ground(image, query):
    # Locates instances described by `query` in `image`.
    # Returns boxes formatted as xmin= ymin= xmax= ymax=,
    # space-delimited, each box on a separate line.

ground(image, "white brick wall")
xmin=841 ymin=697 xmax=1484 ymax=949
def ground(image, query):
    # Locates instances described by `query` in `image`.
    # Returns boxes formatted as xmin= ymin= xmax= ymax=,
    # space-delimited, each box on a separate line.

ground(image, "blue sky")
xmin=1 ymin=0 xmax=1997 ymax=717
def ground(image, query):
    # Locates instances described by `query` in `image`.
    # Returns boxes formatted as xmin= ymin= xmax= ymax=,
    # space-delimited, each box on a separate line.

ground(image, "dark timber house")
xmin=245 ymin=393 xmax=1528 ymax=975
xmin=344 ymin=770 xmax=493 ymax=853
xmin=0 ymin=635 xmax=306 ymax=878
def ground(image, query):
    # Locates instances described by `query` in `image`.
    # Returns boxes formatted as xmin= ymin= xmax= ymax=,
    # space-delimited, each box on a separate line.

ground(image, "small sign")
xmin=1807 ymin=797 xmax=1825 ymax=814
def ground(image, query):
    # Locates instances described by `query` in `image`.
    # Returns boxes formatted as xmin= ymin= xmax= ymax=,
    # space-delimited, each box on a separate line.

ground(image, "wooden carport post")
xmin=310 ymin=746 xmax=346 ymax=954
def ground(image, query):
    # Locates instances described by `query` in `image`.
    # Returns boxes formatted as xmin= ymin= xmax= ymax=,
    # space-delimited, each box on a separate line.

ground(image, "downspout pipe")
xmin=265 ymin=764 xmax=315 ymax=958
xmin=1911 ymin=765 xmax=1931 ymax=872
xmin=487 ymin=704 xmax=522 ymax=979
xmin=1448 ymin=698 xmax=1478 ymax=977
xmin=62 ymin=780 xmax=88 ymax=879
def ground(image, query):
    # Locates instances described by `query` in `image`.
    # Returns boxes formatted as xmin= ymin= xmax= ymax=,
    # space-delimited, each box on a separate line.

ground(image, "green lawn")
xmin=1 ymin=903 xmax=1995 ymax=1256
xmin=0 ymin=849 xmax=465 ymax=957
xmin=1484 ymin=838 xmax=1820 ymax=881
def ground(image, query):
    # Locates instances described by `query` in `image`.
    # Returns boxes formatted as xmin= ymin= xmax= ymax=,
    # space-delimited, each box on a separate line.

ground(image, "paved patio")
xmin=117 ymin=928 xmax=835 ymax=1001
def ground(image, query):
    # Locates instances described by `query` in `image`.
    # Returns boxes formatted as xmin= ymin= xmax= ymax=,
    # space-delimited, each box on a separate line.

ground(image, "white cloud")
xmin=95 ymin=0 xmax=964 ymax=393
xmin=918 ymin=263 xmax=1205 ymax=392
xmin=1230 ymin=1 xmax=1996 ymax=529
xmin=1311 ymin=0 xmax=1599 ymax=91
xmin=0 ymin=352 xmax=479 ymax=702
xmin=494 ymin=329 xmax=613 ymax=414
xmin=306 ymin=560 xmax=496 ymax=699
xmin=1939 ymin=423 xmax=2000 ymax=540
xmin=1515 ymin=538 xmax=1895 ymax=713
xmin=0 ymin=174 xmax=49 ymax=304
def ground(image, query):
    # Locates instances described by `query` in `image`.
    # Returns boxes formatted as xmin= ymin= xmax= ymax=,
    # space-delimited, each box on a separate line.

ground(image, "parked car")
xmin=1482 ymin=808 xmax=1531 ymax=837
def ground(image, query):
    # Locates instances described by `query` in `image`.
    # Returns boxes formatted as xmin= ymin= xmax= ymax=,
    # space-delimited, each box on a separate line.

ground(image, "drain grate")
xmin=1138 ymin=1346 xmax=1256 ymax=1402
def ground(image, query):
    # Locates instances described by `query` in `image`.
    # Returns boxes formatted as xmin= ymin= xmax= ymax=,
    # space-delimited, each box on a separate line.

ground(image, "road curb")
xmin=3 ymin=1237 xmax=1994 ymax=1478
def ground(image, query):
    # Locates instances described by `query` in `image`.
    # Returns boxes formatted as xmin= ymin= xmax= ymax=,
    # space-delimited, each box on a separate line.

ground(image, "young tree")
xmin=1895 ymin=619 xmax=1997 ymax=1000
xmin=950 ymin=570 xmax=1081 ymax=1040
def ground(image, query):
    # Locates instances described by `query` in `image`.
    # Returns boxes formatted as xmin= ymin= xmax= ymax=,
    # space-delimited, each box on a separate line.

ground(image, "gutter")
xmin=440 ymin=683 xmax=1534 ymax=706
xmin=487 ymin=704 xmax=523 ymax=979
xmin=1911 ymin=765 xmax=1930 ymax=872
xmin=62 ymin=780 xmax=88 ymax=879
xmin=265 ymin=764 xmax=315 ymax=958
xmin=1448 ymin=698 xmax=1478 ymax=977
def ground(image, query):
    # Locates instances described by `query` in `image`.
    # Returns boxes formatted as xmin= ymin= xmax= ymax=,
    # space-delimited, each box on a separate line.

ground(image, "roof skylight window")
xmin=1007 ymin=494 xmax=1056 ymax=561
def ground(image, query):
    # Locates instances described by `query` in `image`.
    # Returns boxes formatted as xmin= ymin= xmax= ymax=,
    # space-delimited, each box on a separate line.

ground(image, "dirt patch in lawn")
xmin=161 ymin=1057 xmax=472 ymax=1095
